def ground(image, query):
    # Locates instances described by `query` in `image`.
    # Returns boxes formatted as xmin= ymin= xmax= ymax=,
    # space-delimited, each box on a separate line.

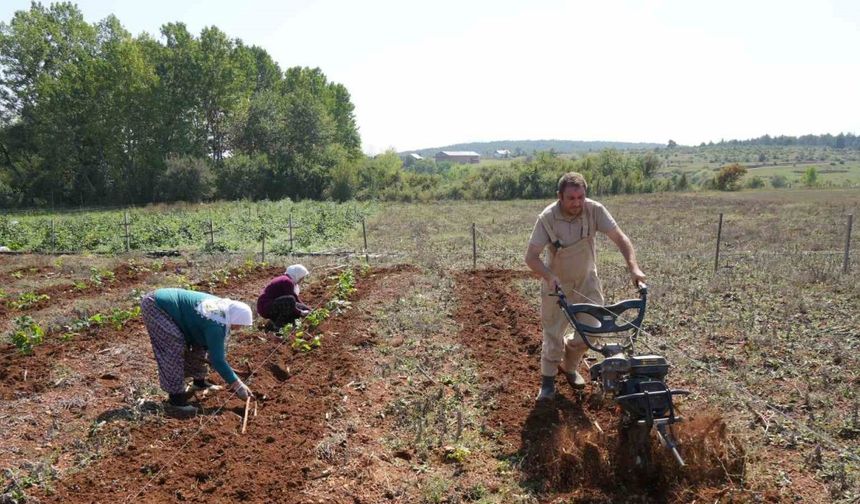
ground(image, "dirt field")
xmin=1 ymin=190 xmax=858 ymax=503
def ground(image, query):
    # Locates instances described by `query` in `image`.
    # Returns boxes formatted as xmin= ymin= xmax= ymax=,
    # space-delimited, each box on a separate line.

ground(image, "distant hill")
xmin=403 ymin=140 xmax=664 ymax=158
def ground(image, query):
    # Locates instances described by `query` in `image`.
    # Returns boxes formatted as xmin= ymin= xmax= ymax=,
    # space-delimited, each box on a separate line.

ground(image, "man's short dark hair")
xmin=557 ymin=172 xmax=588 ymax=194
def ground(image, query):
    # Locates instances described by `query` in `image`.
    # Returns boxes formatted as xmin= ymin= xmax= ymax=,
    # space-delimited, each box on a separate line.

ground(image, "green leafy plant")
xmin=279 ymin=316 xmax=325 ymax=353
xmin=243 ymin=258 xmax=260 ymax=270
xmin=10 ymin=316 xmax=45 ymax=355
xmin=359 ymin=263 xmax=371 ymax=277
xmin=73 ymin=280 xmax=89 ymax=291
xmin=291 ymin=331 xmax=322 ymax=352
xmin=107 ymin=306 xmax=141 ymax=330
xmin=207 ymin=268 xmax=232 ymax=287
xmin=335 ymin=269 xmax=357 ymax=299
xmin=277 ymin=323 xmax=295 ymax=340
xmin=325 ymin=298 xmax=352 ymax=314
xmin=61 ymin=316 xmax=93 ymax=341
xmin=11 ymin=292 xmax=50 ymax=310
xmin=89 ymin=267 xmax=115 ymax=286
xmin=304 ymin=307 xmax=330 ymax=330
xmin=443 ymin=445 xmax=471 ymax=463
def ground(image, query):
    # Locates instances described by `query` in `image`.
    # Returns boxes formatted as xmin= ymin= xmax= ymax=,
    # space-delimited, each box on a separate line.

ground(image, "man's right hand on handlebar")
xmin=629 ymin=267 xmax=646 ymax=289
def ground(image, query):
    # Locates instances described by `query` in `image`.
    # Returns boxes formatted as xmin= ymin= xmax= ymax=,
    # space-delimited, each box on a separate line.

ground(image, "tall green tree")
xmin=197 ymin=26 xmax=249 ymax=162
xmin=0 ymin=2 xmax=97 ymax=123
xmin=155 ymin=22 xmax=206 ymax=158
xmin=0 ymin=4 xmax=362 ymax=207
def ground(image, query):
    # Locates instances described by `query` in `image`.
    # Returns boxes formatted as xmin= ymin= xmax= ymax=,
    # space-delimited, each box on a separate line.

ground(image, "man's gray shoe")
xmin=536 ymin=375 xmax=556 ymax=401
xmin=561 ymin=369 xmax=586 ymax=390
xmin=164 ymin=403 xmax=198 ymax=419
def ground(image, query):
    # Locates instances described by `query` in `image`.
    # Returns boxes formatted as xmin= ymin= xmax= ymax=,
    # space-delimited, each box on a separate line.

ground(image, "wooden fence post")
xmin=122 ymin=211 xmax=131 ymax=253
xmin=288 ymin=213 xmax=294 ymax=252
xmin=261 ymin=233 xmax=266 ymax=264
xmin=362 ymin=217 xmax=369 ymax=263
xmin=714 ymin=213 xmax=723 ymax=273
xmin=472 ymin=223 xmax=477 ymax=269
xmin=844 ymin=214 xmax=853 ymax=274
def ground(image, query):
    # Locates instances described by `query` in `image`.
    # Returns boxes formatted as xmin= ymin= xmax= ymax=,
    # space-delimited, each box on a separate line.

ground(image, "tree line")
xmin=0 ymin=2 xmax=360 ymax=207
xmin=409 ymin=139 xmax=663 ymax=158
xmin=324 ymin=149 xmax=677 ymax=202
xmin=705 ymin=133 xmax=859 ymax=149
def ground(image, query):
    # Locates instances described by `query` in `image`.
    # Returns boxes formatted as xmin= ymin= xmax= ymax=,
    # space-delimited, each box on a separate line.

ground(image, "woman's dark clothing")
xmin=267 ymin=295 xmax=310 ymax=328
xmin=257 ymin=275 xmax=309 ymax=328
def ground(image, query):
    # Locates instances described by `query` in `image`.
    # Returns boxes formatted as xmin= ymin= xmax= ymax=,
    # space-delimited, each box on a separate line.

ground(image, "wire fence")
xmin=1 ymin=203 xmax=854 ymax=278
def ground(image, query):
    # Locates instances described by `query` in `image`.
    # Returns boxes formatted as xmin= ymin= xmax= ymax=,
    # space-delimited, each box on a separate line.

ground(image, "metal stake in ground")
xmin=714 ymin=212 xmax=723 ymax=273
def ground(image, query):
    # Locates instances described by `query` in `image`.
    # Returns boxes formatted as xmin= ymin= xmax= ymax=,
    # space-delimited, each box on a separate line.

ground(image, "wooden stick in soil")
xmin=241 ymin=396 xmax=251 ymax=434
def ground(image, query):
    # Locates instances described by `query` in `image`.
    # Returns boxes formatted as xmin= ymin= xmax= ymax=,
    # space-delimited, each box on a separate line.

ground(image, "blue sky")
xmin=3 ymin=0 xmax=860 ymax=154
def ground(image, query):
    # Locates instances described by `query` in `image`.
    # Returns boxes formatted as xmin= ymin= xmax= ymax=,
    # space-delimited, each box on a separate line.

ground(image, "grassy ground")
xmin=1 ymin=188 xmax=858 ymax=502
xmin=363 ymin=189 xmax=859 ymax=501
xmin=657 ymin=145 xmax=860 ymax=187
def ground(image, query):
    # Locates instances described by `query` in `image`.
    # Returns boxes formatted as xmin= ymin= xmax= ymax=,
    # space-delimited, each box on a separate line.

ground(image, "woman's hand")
xmin=229 ymin=379 xmax=254 ymax=400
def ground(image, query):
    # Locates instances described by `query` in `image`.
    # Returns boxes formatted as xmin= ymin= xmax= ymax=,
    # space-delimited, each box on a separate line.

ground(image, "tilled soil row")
xmin=0 ymin=264 xmax=57 ymax=284
xmin=32 ymin=266 xmax=413 ymax=503
xmin=0 ymin=264 xmax=284 ymax=400
xmin=0 ymin=261 xmax=179 ymax=319
xmin=0 ymin=263 xmax=291 ymax=482
xmin=454 ymin=269 xmax=750 ymax=503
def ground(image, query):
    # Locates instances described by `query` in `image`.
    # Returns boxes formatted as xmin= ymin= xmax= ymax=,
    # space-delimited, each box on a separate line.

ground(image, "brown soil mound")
xmin=454 ymin=269 xmax=749 ymax=502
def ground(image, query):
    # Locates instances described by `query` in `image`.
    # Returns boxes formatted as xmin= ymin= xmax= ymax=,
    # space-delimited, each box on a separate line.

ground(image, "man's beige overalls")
xmin=539 ymin=202 xmax=605 ymax=377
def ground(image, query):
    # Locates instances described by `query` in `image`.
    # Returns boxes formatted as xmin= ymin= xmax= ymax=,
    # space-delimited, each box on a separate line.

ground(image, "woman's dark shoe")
xmin=166 ymin=393 xmax=198 ymax=418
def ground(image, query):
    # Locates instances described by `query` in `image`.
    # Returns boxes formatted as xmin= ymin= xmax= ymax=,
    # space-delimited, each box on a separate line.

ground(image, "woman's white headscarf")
xmin=195 ymin=297 xmax=253 ymax=327
xmin=286 ymin=264 xmax=309 ymax=294
xmin=286 ymin=264 xmax=309 ymax=282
